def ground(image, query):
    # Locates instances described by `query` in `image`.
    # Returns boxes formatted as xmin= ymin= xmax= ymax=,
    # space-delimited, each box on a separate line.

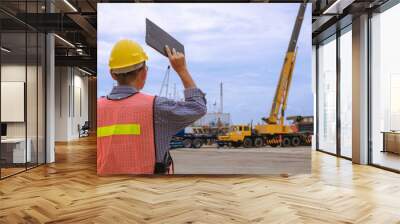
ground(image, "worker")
xmin=97 ymin=39 xmax=207 ymax=175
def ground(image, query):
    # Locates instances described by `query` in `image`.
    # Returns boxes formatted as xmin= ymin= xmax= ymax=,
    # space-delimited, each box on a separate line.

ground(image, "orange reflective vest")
xmin=97 ymin=92 xmax=156 ymax=175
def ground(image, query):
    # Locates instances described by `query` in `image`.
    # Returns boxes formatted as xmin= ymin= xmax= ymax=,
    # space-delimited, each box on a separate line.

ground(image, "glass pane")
xmin=371 ymin=4 xmax=400 ymax=171
xmin=1 ymin=30 xmax=27 ymax=177
xmin=38 ymin=32 xmax=45 ymax=165
xmin=0 ymin=1 xmax=46 ymax=178
xmin=318 ymin=36 xmax=337 ymax=154
xmin=27 ymin=31 xmax=38 ymax=169
xmin=340 ymin=29 xmax=352 ymax=158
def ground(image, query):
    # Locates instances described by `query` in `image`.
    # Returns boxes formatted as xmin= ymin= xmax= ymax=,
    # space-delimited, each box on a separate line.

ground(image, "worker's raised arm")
xmin=153 ymin=89 xmax=207 ymax=164
xmin=155 ymin=45 xmax=207 ymax=133
xmin=151 ymin=46 xmax=206 ymax=164
xmin=165 ymin=45 xmax=196 ymax=89
xmin=155 ymin=89 xmax=207 ymax=130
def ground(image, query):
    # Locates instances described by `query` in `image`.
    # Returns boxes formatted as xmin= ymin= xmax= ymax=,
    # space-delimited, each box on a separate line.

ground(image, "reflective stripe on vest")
xmin=97 ymin=124 xmax=141 ymax=137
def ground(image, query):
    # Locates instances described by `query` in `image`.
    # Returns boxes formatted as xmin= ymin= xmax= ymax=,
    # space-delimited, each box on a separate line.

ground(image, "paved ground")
xmin=170 ymin=146 xmax=311 ymax=174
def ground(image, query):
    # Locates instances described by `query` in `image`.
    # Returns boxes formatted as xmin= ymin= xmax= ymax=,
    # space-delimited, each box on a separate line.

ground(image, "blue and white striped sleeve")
xmin=153 ymin=88 xmax=207 ymax=163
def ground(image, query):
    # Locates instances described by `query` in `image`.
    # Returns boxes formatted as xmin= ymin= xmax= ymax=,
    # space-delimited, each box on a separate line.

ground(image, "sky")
xmin=97 ymin=3 xmax=313 ymax=124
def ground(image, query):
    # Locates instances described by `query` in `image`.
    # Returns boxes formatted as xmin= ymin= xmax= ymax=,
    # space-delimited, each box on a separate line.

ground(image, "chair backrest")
xmin=82 ymin=121 xmax=90 ymax=129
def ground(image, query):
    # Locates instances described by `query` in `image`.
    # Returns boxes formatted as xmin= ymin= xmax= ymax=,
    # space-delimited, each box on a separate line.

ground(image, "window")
xmin=370 ymin=3 xmax=400 ymax=171
xmin=339 ymin=27 xmax=352 ymax=158
xmin=317 ymin=35 xmax=337 ymax=154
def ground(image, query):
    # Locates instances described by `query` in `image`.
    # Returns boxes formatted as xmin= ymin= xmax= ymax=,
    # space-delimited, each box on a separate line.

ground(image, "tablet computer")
xmin=145 ymin=18 xmax=185 ymax=57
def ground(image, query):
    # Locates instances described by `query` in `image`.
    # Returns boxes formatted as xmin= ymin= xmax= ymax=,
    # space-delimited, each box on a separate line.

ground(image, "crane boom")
xmin=264 ymin=3 xmax=307 ymax=125
xmin=159 ymin=65 xmax=171 ymax=97
xmin=217 ymin=3 xmax=313 ymax=147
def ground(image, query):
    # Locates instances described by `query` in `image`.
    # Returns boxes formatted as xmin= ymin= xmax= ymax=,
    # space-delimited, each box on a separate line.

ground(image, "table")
xmin=1 ymin=138 xmax=32 ymax=165
xmin=382 ymin=131 xmax=400 ymax=154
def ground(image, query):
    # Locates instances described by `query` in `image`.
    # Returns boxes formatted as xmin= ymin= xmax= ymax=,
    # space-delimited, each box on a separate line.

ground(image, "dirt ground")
xmin=170 ymin=146 xmax=311 ymax=175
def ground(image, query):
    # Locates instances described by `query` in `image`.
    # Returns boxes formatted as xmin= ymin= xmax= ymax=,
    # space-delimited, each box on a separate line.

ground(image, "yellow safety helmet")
xmin=108 ymin=39 xmax=148 ymax=74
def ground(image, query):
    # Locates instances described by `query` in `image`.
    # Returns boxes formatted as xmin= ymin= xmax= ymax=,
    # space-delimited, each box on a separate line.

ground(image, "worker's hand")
xmin=165 ymin=45 xmax=196 ymax=89
xmin=165 ymin=45 xmax=188 ymax=75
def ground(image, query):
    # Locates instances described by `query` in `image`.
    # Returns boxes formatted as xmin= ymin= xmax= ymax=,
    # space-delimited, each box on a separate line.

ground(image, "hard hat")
xmin=109 ymin=39 xmax=148 ymax=74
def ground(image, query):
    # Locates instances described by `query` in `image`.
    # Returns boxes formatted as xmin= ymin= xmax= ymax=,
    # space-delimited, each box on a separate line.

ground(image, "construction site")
xmin=149 ymin=3 xmax=313 ymax=174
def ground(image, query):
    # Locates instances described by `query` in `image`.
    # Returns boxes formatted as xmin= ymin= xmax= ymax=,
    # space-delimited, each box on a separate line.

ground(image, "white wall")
xmin=55 ymin=67 xmax=69 ymax=141
xmin=55 ymin=67 xmax=89 ymax=141
xmin=71 ymin=72 xmax=89 ymax=138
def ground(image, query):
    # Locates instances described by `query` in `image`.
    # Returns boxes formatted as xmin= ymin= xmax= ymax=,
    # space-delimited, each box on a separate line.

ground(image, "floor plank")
xmin=0 ymin=136 xmax=399 ymax=223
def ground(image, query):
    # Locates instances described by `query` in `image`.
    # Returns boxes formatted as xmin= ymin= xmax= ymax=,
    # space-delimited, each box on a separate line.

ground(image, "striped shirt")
xmin=107 ymin=85 xmax=207 ymax=163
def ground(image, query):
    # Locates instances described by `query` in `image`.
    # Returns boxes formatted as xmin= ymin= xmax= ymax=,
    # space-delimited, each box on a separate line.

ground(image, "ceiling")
xmin=0 ymin=0 xmax=99 ymax=74
xmin=311 ymin=0 xmax=392 ymax=44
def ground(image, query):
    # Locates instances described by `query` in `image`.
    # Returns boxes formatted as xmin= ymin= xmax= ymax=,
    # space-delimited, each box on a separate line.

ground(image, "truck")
xmin=170 ymin=127 xmax=218 ymax=149
xmin=217 ymin=116 xmax=313 ymax=148
xmin=217 ymin=3 xmax=313 ymax=148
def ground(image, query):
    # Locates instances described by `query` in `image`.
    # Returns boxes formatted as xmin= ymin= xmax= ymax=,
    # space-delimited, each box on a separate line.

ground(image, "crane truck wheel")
xmin=291 ymin=136 xmax=301 ymax=147
xmin=282 ymin=137 xmax=291 ymax=147
xmin=192 ymin=138 xmax=203 ymax=148
xmin=183 ymin=139 xmax=192 ymax=148
xmin=209 ymin=139 xmax=215 ymax=145
xmin=254 ymin=138 xmax=263 ymax=147
xmin=232 ymin=142 xmax=241 ymax=148
xmin=243 ymin=138 xmax=253 ymax=148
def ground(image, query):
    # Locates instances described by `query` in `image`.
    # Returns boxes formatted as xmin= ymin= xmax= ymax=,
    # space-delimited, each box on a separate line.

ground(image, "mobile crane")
xmin=217 ymin=3 xmax=312 ymax=148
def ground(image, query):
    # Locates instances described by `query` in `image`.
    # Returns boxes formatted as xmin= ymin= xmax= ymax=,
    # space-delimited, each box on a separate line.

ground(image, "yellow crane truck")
xmin=217 ymin=3 xmax=312 ymax=148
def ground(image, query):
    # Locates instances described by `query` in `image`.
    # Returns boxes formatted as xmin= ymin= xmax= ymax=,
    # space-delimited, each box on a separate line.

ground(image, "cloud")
xmin=97 ymin=3 xmax=313 ymax=123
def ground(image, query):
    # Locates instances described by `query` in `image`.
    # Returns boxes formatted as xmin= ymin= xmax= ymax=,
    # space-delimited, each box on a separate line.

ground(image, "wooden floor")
xmin=373 ymin=151 xmax=400 ymax=171
xmin=1 ymin=136 xmax=400 ymax=223
xmin=1 ymin=167 xmax=26 ymax=178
